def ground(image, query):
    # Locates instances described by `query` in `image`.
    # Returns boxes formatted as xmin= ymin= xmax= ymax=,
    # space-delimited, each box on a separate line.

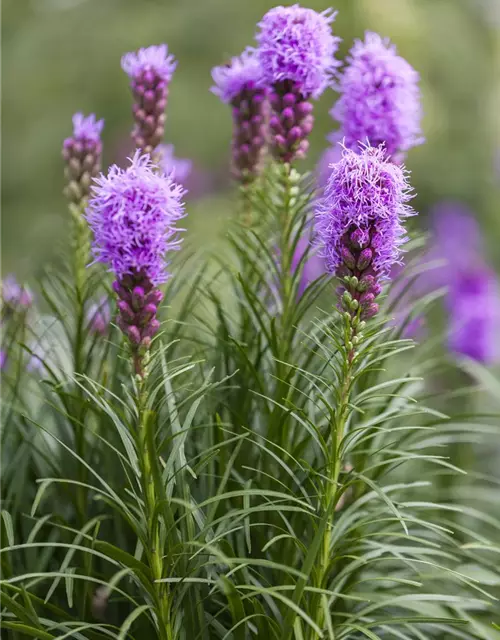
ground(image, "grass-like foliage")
xmin=2 ymin=19 xmax=500 ymax=640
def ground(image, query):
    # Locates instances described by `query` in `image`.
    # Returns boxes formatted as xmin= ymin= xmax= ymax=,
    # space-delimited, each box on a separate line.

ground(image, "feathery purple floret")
xmin=316 ymin=143 xmax=413 ymax=277
xmin=256 ymin=5 xmax=339 ymax=163
xmin=211 ymin=48 xmax=265 ymax=104
xmin=332 ymin=32 xmax=423 ymax=158
xmin=121 ymin=45 xmax=177 ymax=155
xmin=212 ymin=49 xmax=268 ymax=182
xmin=157 ymin=144 xmax=193 ymax=185
xmin=121 ymin=45 xmax=177 ymax=83
xmin=256 ymin=4 xmax=340 ymax=99
xmin=87 ymin=151 xmax=185 ymax=375
xmin=315 ymin=143 xmax=414 ymax=320
xmin=87 ymin=151 xmax=185 ymax=285
xmin=70 ymin=113 xmax=104 ymax=143
xmin=62 ymin=112 xmax=104 ymax=203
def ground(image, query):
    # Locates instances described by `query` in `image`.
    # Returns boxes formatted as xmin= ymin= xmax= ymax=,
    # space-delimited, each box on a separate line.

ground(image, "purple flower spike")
xmin=86 ymin=296 xmax=111 ymax=335
xmin=62 ymin=112 xmax=104 ymax=204
xmin=121 ymin=44 xmax=177 ymax=155
xmin=331 ymin=32 xmax=423 ymax=158
xmin=86 ymin=151 xmax=185 ymax=375
xmin=256 ymin=4 xmax=340 ymax=163
xmin=2 ymin=275 xmax=34 ymax=315
xmin=211 ymin=48 xmax=268 ymax=183
xmin=156 ymin=143 xmax=192 ymax=186
xmin=315 ymin=143 xmax=414 ymax=320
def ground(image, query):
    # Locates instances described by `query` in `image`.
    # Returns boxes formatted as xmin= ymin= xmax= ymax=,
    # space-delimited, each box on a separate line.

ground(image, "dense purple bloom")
xmin=212 ymin=49 xmax=268 ymax=183
xmin=2 ymin=275 xmax=34 ymax=312
xmin=121 ymin=45 xmax=177 ymax=155
xmin=62 ymin=113 xmax=104 ymax=204
xmin=86 ymin=296 xmax=111 ymax=335
xmin=211 ymin=48 xmax=265 ymax=103
xmin=315 ymin=143 xmax=414 ymax=320
xmin=256 ymin=5 xmax=340 ymax=163
xmin=157 ymin=144 xmax=192 ymax=185
xmin=331 ymin=32 xmax=423 ymax=158
xmin=256 ymin=5 xmax=340 ymax=99
xmin=86 ymin=151 xmax=185 ymax=375
xmin=87 ymin=151 xmax=185 ymax=285
xmin=429 ymin=201 xmax=500 ymax=363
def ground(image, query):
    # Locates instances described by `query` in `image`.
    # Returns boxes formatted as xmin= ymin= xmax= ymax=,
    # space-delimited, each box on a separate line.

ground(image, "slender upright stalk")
xmin=136 ymin=375 xmax=174 ymax=640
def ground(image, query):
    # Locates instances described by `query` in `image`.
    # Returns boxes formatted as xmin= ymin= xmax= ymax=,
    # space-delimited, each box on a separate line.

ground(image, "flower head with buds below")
xmin=256 ymin=4 xmax=340 ymax=163
xmin=86 ymin=151 xmax=185 ymax=375
xmin=121 ymin=44 xmax=177 ymax=155
xmin=315 ymin=143 xmax=414 ymax=324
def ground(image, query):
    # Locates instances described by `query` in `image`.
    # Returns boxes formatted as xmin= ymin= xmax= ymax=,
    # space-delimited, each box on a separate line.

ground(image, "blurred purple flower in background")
xmin=86 ymin=296 xmax=111 ymax=336
xmin=26 ymin=340 xmax=47 ymax=375
xmin=0 ymin=350 xmax=7 ymax=372
xmin=211 ymin=49 xmax=268 ymax=183
xmin=331 ymin=32 xmax=423 ymax=159
xmin=430 ymin=201 xmax=500 ymax=363
xmin=122 ymin=44 xmax=177 ymax=155
xmin=315 ymin=143 xmax=414 ymax=319
xmin=62 ymin=112 xmax=104 ymax=204
xmin=1 ymin=275 xmax=34 ymax=312
xmin=157 ymin=143 xmax=193 ymax=186
xmin=256 ymin=4 xmax=340 ymax=163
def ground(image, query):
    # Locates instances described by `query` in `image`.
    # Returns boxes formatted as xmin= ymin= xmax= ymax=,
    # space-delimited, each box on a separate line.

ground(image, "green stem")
xmin=312 ymin=360 xmax=352 ymax=639
xmin=137 ymin=376 xmax=174 ymax=640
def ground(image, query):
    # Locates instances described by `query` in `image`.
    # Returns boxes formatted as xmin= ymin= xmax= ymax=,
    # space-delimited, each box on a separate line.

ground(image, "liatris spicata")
xmin=121 ymin=45 xmax=177 ymax=156
xmin=331 ymin=32 xmax=423 ymax=159
xmin=62 ymin=113 xmax=104 ymax=204
xmin=157 ymin=143 xmax=192 ymax=186
xmin=256 ymin=4 xmax=340 ymax=163
xmin=211 ymin=48 xmax=268 ymax=183
xmin=86 ymin=296 xmax=111 ymax=336
xmin=430 ymin=202 xmax=500 ymax=363
xmin=315 ymin=143 xmax=414 ymax=327
xmin=1 ymin=275 xmax=34 ymax=315
xmin=86 ymin=151 xmax=185 ymax=376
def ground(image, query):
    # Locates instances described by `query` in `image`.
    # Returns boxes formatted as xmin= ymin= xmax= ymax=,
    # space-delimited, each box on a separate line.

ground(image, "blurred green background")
xmin=2 ymin=0 xmax=500 ymax=279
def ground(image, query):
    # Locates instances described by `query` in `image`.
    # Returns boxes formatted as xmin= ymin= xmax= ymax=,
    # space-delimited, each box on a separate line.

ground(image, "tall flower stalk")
xmin=293 ymin=143 xmax=415 ymax=637
xmin=61 ymin=113 xmax=104 ymax=531
xmin=86 ymin=151 xmax=185 ymax=636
